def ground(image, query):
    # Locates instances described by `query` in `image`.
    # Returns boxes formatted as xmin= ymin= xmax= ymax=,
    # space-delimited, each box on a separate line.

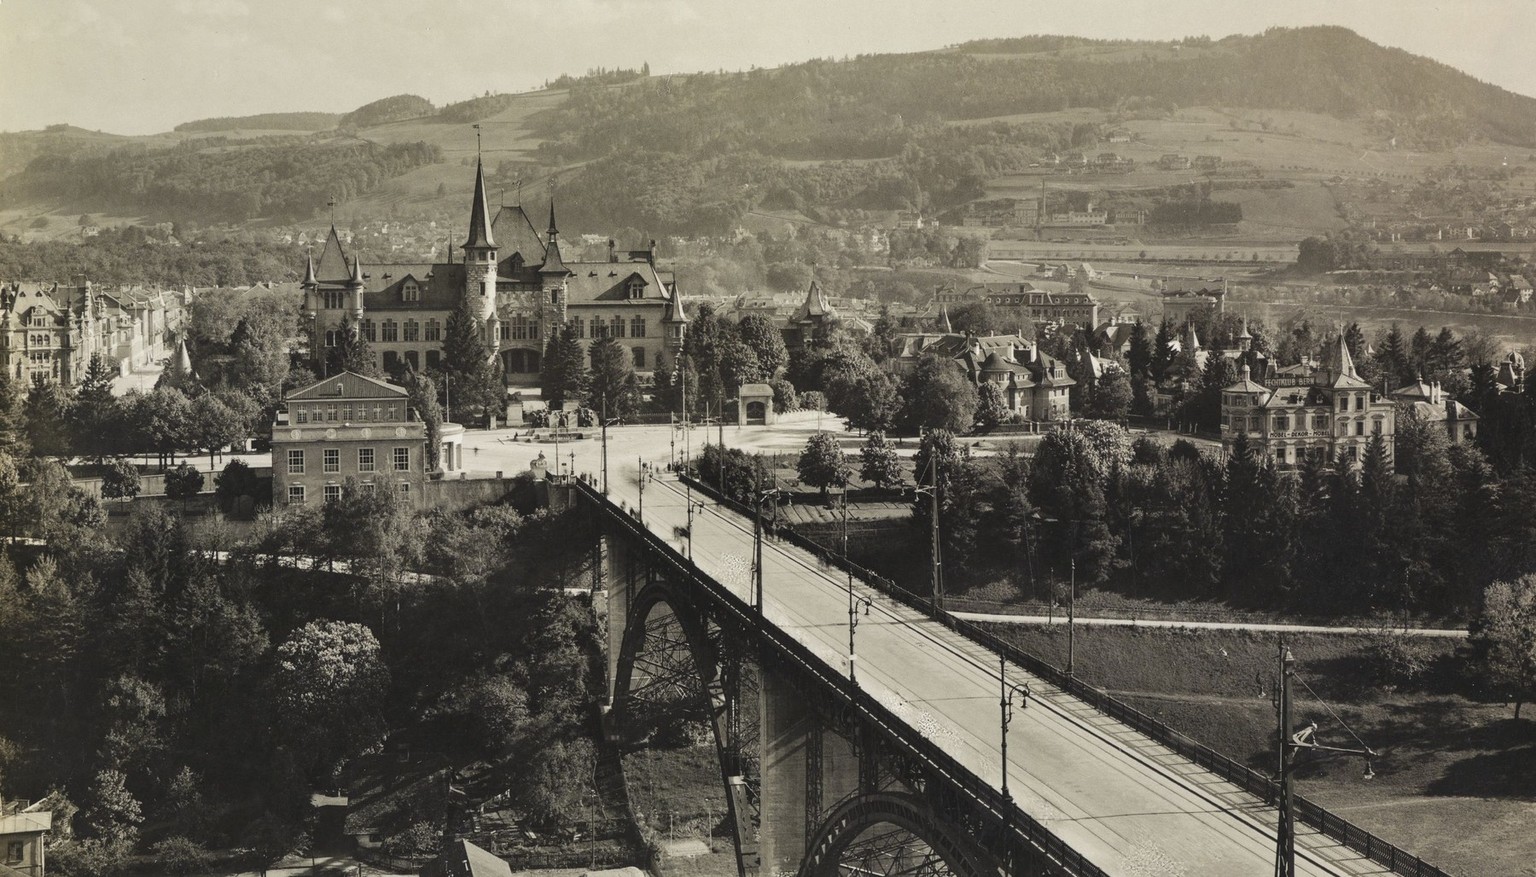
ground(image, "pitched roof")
xmin=422 ymin=839 xmax=512 ymax=877
xmin=316 ymin=226 xmax=351 ymax=284
xmin=793 ymin=279 xmax=836 ymax=322
xmin=462 ymin=159 xmax=496 ymax=250
xmin=490 ymin=205 xmax=546 ymax=266
xmin=1223 ymin=364 xmax=1270 ymax=396
xmin=287 ymin=370 xmax=408 ymax=402
xmin=0 ymin=809 xmax=52 ymax=835
xmin=563 ymin=261 xmax=669 ymax=306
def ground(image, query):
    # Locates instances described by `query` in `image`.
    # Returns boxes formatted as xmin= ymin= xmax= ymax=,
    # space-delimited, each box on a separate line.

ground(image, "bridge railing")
xmin=672 ymin=472 xmax=1454 ymax=877
xmin=580 ymin=476 xmax=1109 ymax=877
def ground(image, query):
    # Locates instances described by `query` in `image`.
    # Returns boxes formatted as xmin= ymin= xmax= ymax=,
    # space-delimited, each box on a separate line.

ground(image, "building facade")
xmin=1221 ymin=336 xmax=1396 ymax=468
xmin=1389 ymin=378 xmax=1479 ymax=444
xmin=272 ymin=371 xmax=465 ymax=507
xmin=0 ymin=281 xmax=185 ymax=386
xmin=301 ymin=162 xmax=688 ymax=386
xmin=887 ymin=332 xmax=1075 ymax=422
xmin=1160 ymin=285 xmax=1226 ymax=326
xmin=0 ymin=801 xmax=52 ymax=877
xmin=934 ymin=282 xmax=1100 ymax=329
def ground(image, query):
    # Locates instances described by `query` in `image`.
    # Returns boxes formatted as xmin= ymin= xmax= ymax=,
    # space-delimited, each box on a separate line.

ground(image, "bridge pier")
xmin=758 ymin=669 xmax=862 ymax=877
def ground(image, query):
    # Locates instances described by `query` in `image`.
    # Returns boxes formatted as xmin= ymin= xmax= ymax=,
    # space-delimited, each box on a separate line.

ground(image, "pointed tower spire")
xmin=348 ymin=255 xmax=364 ymax=287
xmin=547 ymin=201 xmax=559 ymax=241
xmin=301 ymin=252 xmax=317 ymax=288
xmin=1335 ymin=331 xmax=1359 ymax=380
xmin=939 ymin=303 xmax=953 ymax=334
xmin=462 ymin=158 xmax=496 ymax=251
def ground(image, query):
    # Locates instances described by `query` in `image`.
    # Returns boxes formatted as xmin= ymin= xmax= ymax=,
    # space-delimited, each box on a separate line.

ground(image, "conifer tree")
xmin=587 ymin=332 xmax=639 ymax=419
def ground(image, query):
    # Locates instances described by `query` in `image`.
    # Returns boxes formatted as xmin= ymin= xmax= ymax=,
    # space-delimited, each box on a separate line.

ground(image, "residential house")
xmin=886 ymin=331 xmax=1075 ymax=422
xmin=1221 ymin=335 xmax=1395 ymax=469
xmin=271 ymin=371 xmax=466 ymax=507
xmin=1389 ymin=378 xmax=1479 ymax=444
xmin=0 ymin=799 xmax=52 ymax=877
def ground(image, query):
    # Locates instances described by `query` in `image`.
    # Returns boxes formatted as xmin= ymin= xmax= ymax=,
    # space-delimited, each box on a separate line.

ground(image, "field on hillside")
xmin=982 ymin=623 xmax=1534 ymax=877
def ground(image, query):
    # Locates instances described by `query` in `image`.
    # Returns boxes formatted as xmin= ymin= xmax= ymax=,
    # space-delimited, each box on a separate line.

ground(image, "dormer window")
xmin=402 ymin=280 xmax=420 ymax=302
xmin=627 ymin=278 xmax=646 ymax=299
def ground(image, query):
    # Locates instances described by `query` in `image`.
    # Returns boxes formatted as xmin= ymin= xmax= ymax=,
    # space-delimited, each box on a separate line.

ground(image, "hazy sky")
xmin=3 ymin=0 xmax=1534 ymax=135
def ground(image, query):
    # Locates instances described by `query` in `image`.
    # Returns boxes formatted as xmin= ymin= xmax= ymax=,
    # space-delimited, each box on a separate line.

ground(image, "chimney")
xmin=608 ymin=239 xmax=617 ymax=263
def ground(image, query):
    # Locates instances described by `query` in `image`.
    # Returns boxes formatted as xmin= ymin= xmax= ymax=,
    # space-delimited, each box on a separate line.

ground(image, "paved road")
xmin=594 ymin=453 xmax=1399 ymax=875
xmin=951 ymin=611 xmax=1469 ymax=639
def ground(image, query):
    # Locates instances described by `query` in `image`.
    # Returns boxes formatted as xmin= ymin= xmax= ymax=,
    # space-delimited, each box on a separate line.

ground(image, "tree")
xmin=327 ymin=315 xmax=380 ymax=378
xmin=271 ymin=621 xmax=390 ymax=771
xmin=975 ymin=381 xmax=1009 ymax=428
xmin=84 ymin=768 xmax=142 ymax=846
xmin=72 ymin=352 xmax=122 ymax=461
xmin=900 ymin=354 xmax=978 ymax=434
xmin=797 ymin=432 xmax=851 ymax=499
xmin=188 ymin=392 xmax=245 ymax=467
xmin=737 ymin=313 xmax=788 ymax=379
xmin=441 ymin=297 xmax=500 ymax=420
xmin=770 ymin=377 xmax=797 ymax=413
xmin=859 ymin=431 xmax=902 ymax=489
xmin=23 ymin=374 xmax=72 ymax=458
xmin=587 ymin=332 xmax=640 ymax=419
xmin=1084 ymin=367 xmax=1132 ymax=421
xmin=1127 ymin=321 xmax=1153 ymax=379
xmin=1150 ymin=320 xmax=1175 ymax=380
xmin=541 ymin=321 xmax=587 ymax=410
xmin=911 ymin=428 xmax=983 ymax=583
xmin=828 ymin=368 xmax=902 ymax=433
xmin=403 ymin=370 xmax=443 ymax=471
xmin=134 ymin=387 xmax=195 ymax=468
xmin=213 ymin=459 xmax=261 ymax=515
xmin=164 ymin=462 xmax=204 ymax=504
xmin=1474 ymin=574 xmax=1536 ymax=719
xmin=100 ymin=457 xmax=141 ymax=502
xmin=716 ymin=335 xmax=765 ymax=391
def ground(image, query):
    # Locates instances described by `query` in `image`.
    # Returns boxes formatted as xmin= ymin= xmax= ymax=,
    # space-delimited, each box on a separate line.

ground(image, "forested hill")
xmin=538 ymin=27 xmax=1536 ymax=165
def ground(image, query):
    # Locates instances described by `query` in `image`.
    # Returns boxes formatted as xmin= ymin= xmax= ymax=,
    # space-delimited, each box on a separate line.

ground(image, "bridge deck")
xmin=607 ymin=468 xmax=1396 ymax=877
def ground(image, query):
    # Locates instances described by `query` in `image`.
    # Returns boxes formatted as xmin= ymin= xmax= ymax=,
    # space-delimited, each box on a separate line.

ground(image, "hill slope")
xmin=3 ymin=27 xmax=1533 ymax=234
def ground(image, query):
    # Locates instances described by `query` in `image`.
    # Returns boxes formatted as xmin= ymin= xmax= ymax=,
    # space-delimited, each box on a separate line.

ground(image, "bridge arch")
xmin=800 ymin=792 xmax=991 ymax=877
xmin=611 ymin=579 xmax=755 ymax=875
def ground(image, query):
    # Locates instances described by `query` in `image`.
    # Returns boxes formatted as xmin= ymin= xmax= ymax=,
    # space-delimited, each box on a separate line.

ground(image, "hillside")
xmin=3 ymin=27 xmax=1534 ymax=237
xmin=174 ymin=112 xmax=340 ymax=134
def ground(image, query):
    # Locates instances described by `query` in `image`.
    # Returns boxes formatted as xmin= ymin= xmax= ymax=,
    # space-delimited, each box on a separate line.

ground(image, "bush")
xmin=99 ymin=457 xmax=141 ymax=501
xmin=164 ymin=462 xmax=204 ymax=502
xmin=1363 ymin=628 xmax=1431 ymax=688
xmin=800 ymin=391 xmax=827 ymax=411
xmin=770 ymin=378 xmax=797 ymax=413
xmin=382 ymin=820 xmax=440 ymax=857
xmin=154 ymin=836 xmax=213 ymax=876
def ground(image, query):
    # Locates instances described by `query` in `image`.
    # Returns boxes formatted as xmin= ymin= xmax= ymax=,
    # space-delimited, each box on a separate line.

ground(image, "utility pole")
xmin=638 ymin=456 xmax=645 ymax=522
xmin=929 ymin=450 xmax=943 ymax=612
xmin=601 ymin=397 xmax=609 ymax=495
xmin=1067 ymin=554 xmax=1076 ymax=678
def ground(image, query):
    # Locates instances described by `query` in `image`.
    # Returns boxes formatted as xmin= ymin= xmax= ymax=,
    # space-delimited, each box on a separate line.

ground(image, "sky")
xmin=3 ymin=0 xmax=1535 ymax=135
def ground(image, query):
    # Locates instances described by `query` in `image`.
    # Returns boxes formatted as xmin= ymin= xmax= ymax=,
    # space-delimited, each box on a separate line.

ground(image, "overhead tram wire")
xmin=621 ymin=479 xmax=1359 ymax=874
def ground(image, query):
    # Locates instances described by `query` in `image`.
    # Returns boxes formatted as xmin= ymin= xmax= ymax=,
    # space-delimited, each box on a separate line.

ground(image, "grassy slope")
xmin=985 ymin=623 xmax=1536 ymax=876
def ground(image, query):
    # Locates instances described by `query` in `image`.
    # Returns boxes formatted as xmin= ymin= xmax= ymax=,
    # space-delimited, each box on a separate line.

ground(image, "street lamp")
xmin=599 ymin=403 xmax=620 ymax=495
xmin=840 ymin=485 xmax=872 ymax=682
xmin=685 ymin=499 xmax=707 ymax=561
xmin=751 ymin=465 xmax=784 ymax=613
xmin=637 ymin=457 xmax=651 ymax=522
xmin=999 ymin=654 xmax=1032 ymax=802
xmin=912 ymin=464 xmax=943 ymax=612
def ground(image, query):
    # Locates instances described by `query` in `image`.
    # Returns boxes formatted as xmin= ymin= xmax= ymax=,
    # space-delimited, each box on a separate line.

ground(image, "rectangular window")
xmin=361 ymin=482 xmax=376 ymax=495
xmin=573 ymin=317 xmax=585 ymax=339
xmin=288 ymin=484 xmax=306 ymax=504
xmin=1355 ymin=421 xmax=1364 ymax=436
xmin=425 ymin=320 xmax=441 ymax=341
xmin=362 ymin=320 xmax=376 ymax=342
xmin=393 ymin=447 xmax=410 ymax=471
xmin=327 ymin=404 xmax=337 ymax=422
xmin=358 ymin=448 xmax=376 ymax=472
xmin=342 ymin=404 xmax=352 ymax=421
xmin=399 ymin=482 xmax=411 ymax=496
xmin=631 ymin=316 xmax=646 ymax=338
xmin=610 ymin=316 xmax=626 ymax=338
xmin=323 ymin=448 xmax=340 ymax=473
xmin=287 ymin=449 xmax=305 ymax=474
xmin=322 ymin=291 xmax=345 ymax=309
xmin=382 ymin=321 xmax=398 ymax=342
xmin=1274 ymin=414 xmax=1289 ymax=432
xmin=295 ymin=408 xmax=309 ymax=424
xmin=404 ymin=321 xmax=420 ymax=342
xmin=1355 ymin=395 xmax=1364 ymax=411
xmin=324 ymin=484 xmax=341 ymax=502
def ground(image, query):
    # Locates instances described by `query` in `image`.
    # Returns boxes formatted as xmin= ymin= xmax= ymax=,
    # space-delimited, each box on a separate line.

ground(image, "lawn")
xmin=983 ymin=623 xmax=1536 ymax=876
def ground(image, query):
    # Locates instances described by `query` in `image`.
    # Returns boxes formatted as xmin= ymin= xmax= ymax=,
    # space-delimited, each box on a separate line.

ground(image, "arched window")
xmin=405 ymin=350 xmax=419 ymax=371
xmin=426 ymin=349 xmax=441 ymax=370
xmin=630 ymin=316 xmax=646 ymax=338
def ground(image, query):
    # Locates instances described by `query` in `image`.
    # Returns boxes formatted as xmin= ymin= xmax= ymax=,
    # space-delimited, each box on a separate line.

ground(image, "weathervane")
xmin=473 ymin=123 xmax=482 ymax=159
xmin=327 ymin=196 xmax=336 ymax=225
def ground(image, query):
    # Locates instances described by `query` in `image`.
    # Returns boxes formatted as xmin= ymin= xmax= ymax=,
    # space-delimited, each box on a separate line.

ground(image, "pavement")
xmin=951 ymin=611 xmax=1470 ymax=639
xmin=591 ymin=441 xmax=1403 ymax=876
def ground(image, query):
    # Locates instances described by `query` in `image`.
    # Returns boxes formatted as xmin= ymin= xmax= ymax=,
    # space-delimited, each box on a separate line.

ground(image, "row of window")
xmin=293 ymin=404 xmax=402 ymax=424
xmin=287 ymin=447 xmax=410 ymax=474
xmin=571 ymin=316 xmax=648 ymax=339
xmin=499 ymin=315 xmax=540 ymax=341
xmin=289 ymin=481 xmax=411 ymax=503
xmin=1229 ymin=414 xmax=1384 ymax=436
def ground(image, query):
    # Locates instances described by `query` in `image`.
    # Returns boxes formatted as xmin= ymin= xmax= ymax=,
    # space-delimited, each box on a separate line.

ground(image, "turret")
xmin=461 ymin=160 xmax=498 ymax=321
xmin=539 ymin=201 xmax=571 ymax=327
xmin=348 ymin=256 xmax=366 ymax=320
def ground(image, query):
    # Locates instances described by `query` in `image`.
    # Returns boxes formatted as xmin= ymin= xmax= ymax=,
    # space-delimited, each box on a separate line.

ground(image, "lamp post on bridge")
xmin=840 ymin=485 xmax=872 ymax=683
xmin=752 ymin=462 xmax=784 ymax=613
xmin=913 ymin=429 xmax=943 ymax=613
xmin=999 ymin=654 xmax=1032 ymax=803
xmin=685 ymin=499 xmax=707 ymax=561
